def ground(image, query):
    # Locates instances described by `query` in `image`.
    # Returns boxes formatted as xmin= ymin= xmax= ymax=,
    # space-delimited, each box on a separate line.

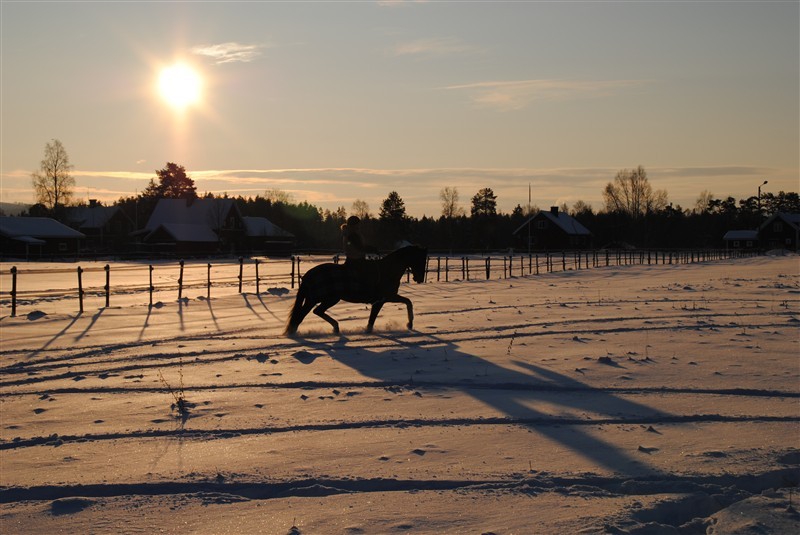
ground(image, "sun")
xmin=158 ymin=63 xmax=202 ymax=109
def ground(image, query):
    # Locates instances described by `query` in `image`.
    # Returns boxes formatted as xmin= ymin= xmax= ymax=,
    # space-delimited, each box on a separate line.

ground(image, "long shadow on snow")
xmin=299 ymin=332 xmax=671 ymax=478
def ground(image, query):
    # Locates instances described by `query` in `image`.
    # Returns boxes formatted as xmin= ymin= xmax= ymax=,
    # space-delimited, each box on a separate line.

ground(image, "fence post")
xmin=290 ymin=256 xmax=296 ymax=289
xmin=562 ymin=252 xmax=566 ymax=271
xmin=104 ymin=264 xmax=110 ymax=308
xmin=207 ymin=263 xmax=212 ymax=299
xmin=149 ymin=265 xmax=154 ymax=307
xmin=445 ymin=256 xmax=449 ymax=282
xmin=178 ymin=260 xmax=185 ymax=301
xmin=255 ymin=259 xmax=260 ymax=294
xmin=486 ymin=257 xmax=491 ymax=280
xmin=465 ymin=257 xmax=470 ymax=281
xmin=238 ymin=257 xmax=244 ymax=293
xmin=77 ymin=266 xmax=84 ymax=314
xmin=10 ymin=266 xmax=17 ymax=317
xmin=437 ymin=257 xmax=441 ymax=282
xmin=535 ymin=254 xmax=539 ymax=275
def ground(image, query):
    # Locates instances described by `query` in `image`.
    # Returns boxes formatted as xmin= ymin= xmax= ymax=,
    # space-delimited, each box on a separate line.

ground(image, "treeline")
xmin=115 ymin=188 xmax=798 ymax=253
xmin=21 ymin=150 xmax=800 ymax=252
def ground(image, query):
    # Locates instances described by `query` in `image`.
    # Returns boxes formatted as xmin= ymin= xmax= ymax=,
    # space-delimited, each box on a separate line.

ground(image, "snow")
xmin=1 ymin=255 xmax=799 ymax=534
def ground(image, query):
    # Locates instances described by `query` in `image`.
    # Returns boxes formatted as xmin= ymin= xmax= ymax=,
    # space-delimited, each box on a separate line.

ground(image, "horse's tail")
xmin=284 ymin=282 xmax=307 ymax=336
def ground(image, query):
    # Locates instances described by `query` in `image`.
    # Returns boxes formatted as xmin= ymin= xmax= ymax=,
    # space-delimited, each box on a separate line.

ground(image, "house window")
xmin=58 ymin=242 xmax=67 ymax=252
xmin=536 ymin=220 xmax=548 ymax=229
xmin=774 ymin=222 xmax=783 ymax=232
xmin=733 ymin=241 xmax=740 ymax=248
xmin=746 ymin=241 xmax=753 ymax=247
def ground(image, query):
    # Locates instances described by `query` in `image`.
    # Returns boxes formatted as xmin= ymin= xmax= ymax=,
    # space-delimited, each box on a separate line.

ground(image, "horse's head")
xmin=409 ymin=246 xmax=428 ymax=283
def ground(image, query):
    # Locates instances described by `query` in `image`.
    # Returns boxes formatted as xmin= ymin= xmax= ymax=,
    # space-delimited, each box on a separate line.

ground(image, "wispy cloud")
xmin=446 ymin=79 xmax=648 ymax=111
xmin=393 ymin=37 xmax=478 ymax=58
xmin=191 ymin=42 xmax=264 ymax=64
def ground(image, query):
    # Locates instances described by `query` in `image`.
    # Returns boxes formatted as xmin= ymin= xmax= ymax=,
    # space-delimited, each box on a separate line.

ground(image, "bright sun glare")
xmin=158 ymin=64 xmax=201 ymax=109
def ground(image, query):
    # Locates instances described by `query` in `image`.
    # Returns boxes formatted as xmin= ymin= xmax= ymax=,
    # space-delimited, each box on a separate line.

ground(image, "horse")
xmin=284 ymin=245 xmax=428 ymax=336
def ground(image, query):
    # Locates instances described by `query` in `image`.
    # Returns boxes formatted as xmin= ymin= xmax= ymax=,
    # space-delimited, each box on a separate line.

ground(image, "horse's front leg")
xmin=395 ymin=295 xmax=413 ymax=330
xmin=382 ymin=294 xmax=413 ymax=330
xmin=366 ymin=300 xmax=385 ymax=333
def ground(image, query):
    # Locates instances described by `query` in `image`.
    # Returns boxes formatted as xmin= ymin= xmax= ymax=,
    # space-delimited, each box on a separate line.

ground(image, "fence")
xmin=2 ymin=249 xmax=757 ymax=317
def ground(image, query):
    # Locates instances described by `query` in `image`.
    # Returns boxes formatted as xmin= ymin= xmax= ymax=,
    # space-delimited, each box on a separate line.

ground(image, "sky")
xmin=1 ymin=1 xmax=798 ymax=218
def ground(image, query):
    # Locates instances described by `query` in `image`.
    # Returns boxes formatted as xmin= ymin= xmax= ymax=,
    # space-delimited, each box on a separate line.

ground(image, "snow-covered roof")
xmin=723 ymin=230 xmax=758 ymax=241
xmin=148 ymin=223 xmax=219 ymax=243
xmin=242 ymin=216 xmax=294 ymax=238
xmin=145 ymin=198 xmax=239 ymax=231
xmin=759 ymin=212 xmax=800 ymax=231
xmin=0 ymin=216 xmax=85 ymax=240
xmin=513 ymin=210 xmax=592 ymax=236
xmin=65 ymin=205 xmax=125 ymax=230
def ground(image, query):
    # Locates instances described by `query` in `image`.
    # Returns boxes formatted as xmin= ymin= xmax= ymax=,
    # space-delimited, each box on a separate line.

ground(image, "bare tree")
xmin=31 ymin=139 xmax=75 ymax=212
xmin=439 ymin=186 xmax=464 ymax=218
xmin=351 ymin=199 xmax=371 ymax=220
xmin=694 ymin=190 xmax=714 ymax=214
xmin=602 ymin=166 xmax=668 ymax=217
xmin=570 ymin=200 xmax=593 ymax=216
xmin=264 ymin=188 xmax=294 ymax=205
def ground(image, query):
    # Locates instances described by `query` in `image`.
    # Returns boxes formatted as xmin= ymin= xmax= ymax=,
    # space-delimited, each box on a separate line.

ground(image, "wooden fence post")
xmin=255 ymin=259 xmax=260 ymax=294
xmin=207 ymin=263 xmax=212 ymax=299
xmin=77 ymin=266 xmax=84 ymax=314
xmin=486 ymin=257 xmax=491 ymax=280
xmin=445 ymin=256 xmax=449 ymax=282
xmin=238 ymin=257 xmax=244 ymax=293
xmin=104 ymin=264 xmax=110 ymax=308
xmin=10 ymin=266 xmax=17 ymax=317
xmin=290 ymin=256 xmax=296 ymax=289
xmin=178 ymin=260 xmax=185 ymax=300
xmin=149 ymin=265 xmax=154 ymax=307
xmin=437 ymin=257 xmax=441 ymax=282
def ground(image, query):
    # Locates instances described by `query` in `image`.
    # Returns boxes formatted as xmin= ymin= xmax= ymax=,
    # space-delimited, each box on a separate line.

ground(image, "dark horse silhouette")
xmin=284 ymin=245 xmax=428 ymax=336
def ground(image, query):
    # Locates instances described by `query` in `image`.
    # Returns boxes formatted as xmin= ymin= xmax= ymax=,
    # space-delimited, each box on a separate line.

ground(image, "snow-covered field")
xmin=1 ymin=254 xmax=799 ymax=534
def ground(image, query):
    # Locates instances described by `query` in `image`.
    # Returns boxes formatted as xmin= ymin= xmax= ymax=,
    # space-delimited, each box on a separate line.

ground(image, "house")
xmin=140 ymin=198 xmax=245 ymax=255
xmin=512 ymin=206 xmax=593 ymax=251
xmin=722 ymin=230 xmax=759 ymax=250
xmin=759 ymin=212 xmax=800 ymax=252
xmin=242 ymin=216 xmax=295 ymax=255
xmin=0 ymin=216 xmax=85 ymax=258
xmin=65 ymin=200 xmax=134 ymax=252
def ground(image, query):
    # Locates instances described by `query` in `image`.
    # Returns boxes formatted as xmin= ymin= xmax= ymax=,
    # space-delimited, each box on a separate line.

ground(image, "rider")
xmin=341 ymin=216 xmax=378 ymax=298
xmin=342 ymin=215 xmax=368 ymax=263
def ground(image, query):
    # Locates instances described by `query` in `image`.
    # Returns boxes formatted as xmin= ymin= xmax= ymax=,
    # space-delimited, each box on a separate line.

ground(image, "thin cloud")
xmin=446 ymin=79 xmax=648 ymax=111
xmin=191 ymin=42 xmax=264 ymax=64
xmin=394 ymin=37 xmax=478 ymax=58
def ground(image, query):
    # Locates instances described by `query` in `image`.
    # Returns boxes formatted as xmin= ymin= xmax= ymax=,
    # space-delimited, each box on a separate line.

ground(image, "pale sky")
xmin=1 ymin=1 xmax=798 ymax=218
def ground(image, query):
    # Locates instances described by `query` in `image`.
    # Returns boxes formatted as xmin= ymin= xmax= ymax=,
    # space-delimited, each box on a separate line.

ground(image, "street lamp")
xmin=758 ymin=180 xmax=768 ymax=217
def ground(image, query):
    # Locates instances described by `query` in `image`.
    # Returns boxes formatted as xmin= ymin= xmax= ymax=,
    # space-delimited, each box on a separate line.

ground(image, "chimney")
xmin=550 ymin=206 xmax=559 ymax=216
xmin=89 ymin=199 xmax=99 ymax=208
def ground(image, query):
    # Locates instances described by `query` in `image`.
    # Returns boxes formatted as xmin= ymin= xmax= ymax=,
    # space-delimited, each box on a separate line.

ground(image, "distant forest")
xmin=113 ymin=185 xmax=800 ymax=252
xmin=13 ymin=157 xmax=800 ymax=252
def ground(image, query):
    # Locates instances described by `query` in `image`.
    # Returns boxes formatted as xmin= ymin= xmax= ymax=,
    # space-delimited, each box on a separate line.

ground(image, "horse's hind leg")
xmin=313 ymin=299 xmax=341 ymax=334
